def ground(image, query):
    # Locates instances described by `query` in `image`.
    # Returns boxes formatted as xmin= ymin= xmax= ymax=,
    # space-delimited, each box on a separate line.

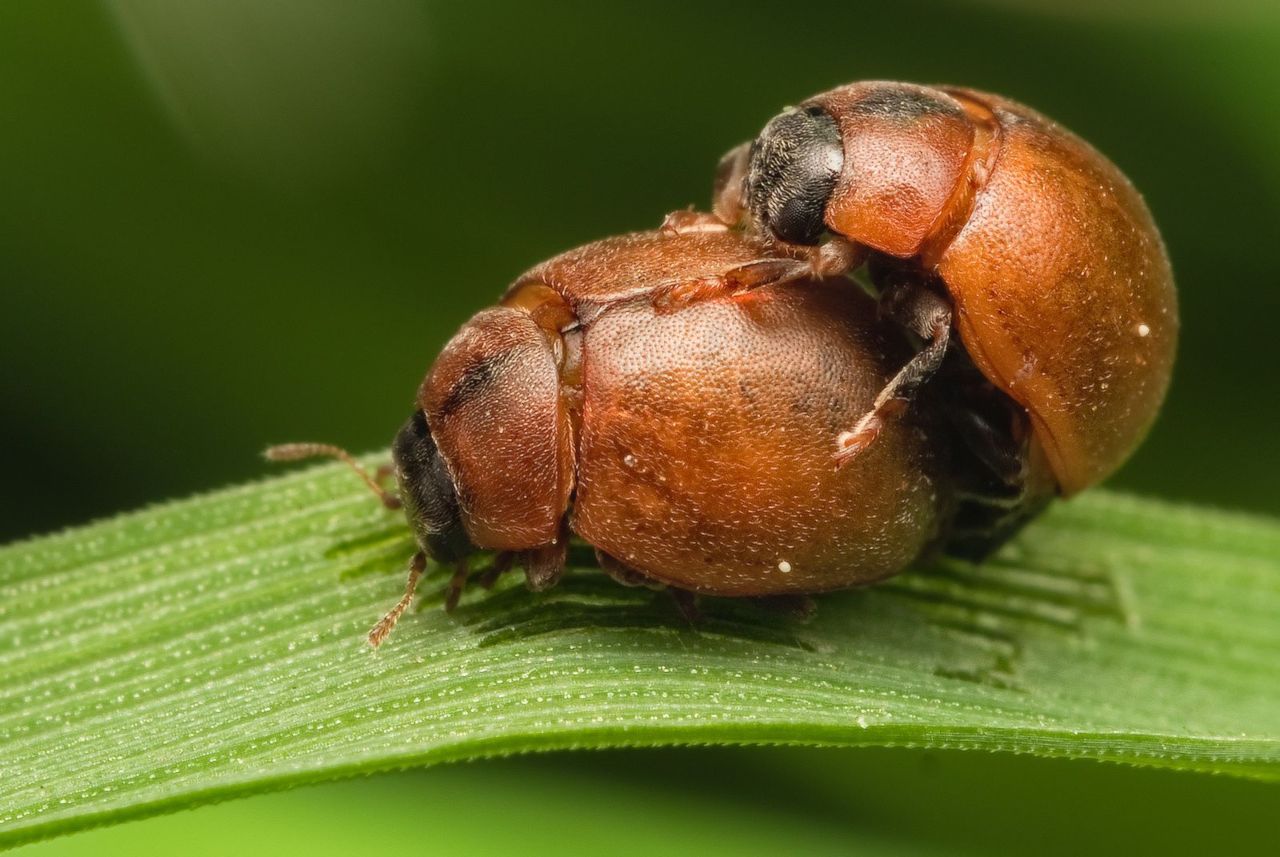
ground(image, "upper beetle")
xmin=677 ymin=81 xmax=1178 ymax=497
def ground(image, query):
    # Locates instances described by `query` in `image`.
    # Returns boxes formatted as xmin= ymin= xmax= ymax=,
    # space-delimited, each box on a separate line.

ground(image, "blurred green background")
xmin=3 ymin=0 xmax=1276 ymax=854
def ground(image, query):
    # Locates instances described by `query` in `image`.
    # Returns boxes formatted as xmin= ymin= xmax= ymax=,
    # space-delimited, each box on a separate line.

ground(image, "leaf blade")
xmin=1 ymin=461 xmax=1277 ymax=847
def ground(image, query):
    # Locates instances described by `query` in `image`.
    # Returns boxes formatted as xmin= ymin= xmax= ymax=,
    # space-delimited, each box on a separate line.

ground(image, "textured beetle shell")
xmin=934 ymin=88 xmax=1177 ymax=495
xmin=797 ymin=82 xmax=1177 ymax=493
xmin=569 ymin=276 xmax=943 ymax=595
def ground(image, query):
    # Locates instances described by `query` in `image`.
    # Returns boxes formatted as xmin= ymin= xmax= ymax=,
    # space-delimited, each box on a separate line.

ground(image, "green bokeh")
xmin=3 ymin=0 xmax=1276 ymax=853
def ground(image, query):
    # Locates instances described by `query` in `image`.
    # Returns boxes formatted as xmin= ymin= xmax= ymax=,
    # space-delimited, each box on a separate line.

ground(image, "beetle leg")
xmin=711 ymin=142 xmax=751 ymax=224
xmin=443 ymin=557 xmax=470 ymax=612
xmin=719 ymin=237 xmax=861 ymax=288
xmin=944 ymin=404 xmax=1058 ymax=561
xmin=651 ymin=256 xmax=821 ymax=313
xmin=475 ymin=551 xmax=515 ymax=590
xmin=835 ymin=287 xmax=952 ymax=468
xmin=667 ymin=587 xmax=702 ymax=624
xmin=595 ymin=549 xmax=659 ymax=588
xmin=653 ymin=238 xmax=863 ymax=313
xmin=945 ymin=489 xmax=1053 ymax=562
xmin=651 ymin=274 xmax=739 ymax=310
xmin=522 ymin=538 xmax=567 ymax=592
xmin=807 ymin=237 xmax=863 ymax=279
xmin=661 ymin=208 xmax=731 ymax=235
xmin=943 ymin=397 xmax=1029 ymax=488
xmin=749 ymin=594 xmax=817 ymax=620
xmin=367 ymin=551 xmax=427 ymax=648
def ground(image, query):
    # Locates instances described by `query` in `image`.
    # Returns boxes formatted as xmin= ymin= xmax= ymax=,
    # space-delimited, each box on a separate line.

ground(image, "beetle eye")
xmin=746 ymin=106 xmax=843 ymax=245
xmin=392 ymin=410 xmax=474 ymax=563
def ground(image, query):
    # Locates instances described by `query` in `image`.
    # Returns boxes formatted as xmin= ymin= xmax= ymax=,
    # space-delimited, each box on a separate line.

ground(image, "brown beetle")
xmin=677 ymin=81 xmax=1178 ymax=497
xmin=270 ymin=229 xmax=1038 ymax=645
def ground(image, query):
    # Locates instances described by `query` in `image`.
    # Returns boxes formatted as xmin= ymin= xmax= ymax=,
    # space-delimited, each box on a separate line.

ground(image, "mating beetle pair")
xmin=271 ymin=81 xmax=1177 ymax=646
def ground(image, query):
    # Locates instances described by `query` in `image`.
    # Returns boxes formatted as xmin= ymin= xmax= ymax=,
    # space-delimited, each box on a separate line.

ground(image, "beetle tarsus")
xmin=711 ymin=142 xmax=751 ymax=223
xmin=661 ymin=209 xmax=731 ymax=236
xmin=668 ymin=587 xmax=702 ymax=624
xmin=596 ymin=549 xmax=656 ymax=588
xmin=367 ymin=551 xmax=427 ymax=648
xmin=807 ymin=237 xmax=863 ymax=279
xmin=835 ymin=285 xmax=953 ymax=466
xmin=444 ymin=557 xmax=470 ymax=611
xmin=835 ymin=409 xmax=884 ymax=468
xmin=522 ymin=541 xmax=567 ymax=592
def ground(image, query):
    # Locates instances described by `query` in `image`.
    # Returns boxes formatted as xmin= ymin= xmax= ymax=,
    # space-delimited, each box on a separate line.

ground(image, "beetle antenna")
xmin=264 ymin=442 xmax=402 ymax=510
xmin=367 ymin=551 xmax=427 ymax=648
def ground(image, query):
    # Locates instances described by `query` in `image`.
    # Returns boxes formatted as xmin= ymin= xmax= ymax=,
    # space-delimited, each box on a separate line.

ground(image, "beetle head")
xmin=391 ymin=409 xmax=474 ymax=563
xmin=744 ymin=105 xmax=843 ymax=246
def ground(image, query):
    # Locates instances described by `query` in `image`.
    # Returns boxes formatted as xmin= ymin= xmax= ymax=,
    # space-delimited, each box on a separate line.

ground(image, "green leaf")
xmin=2 ymin=458 xmax=1278 ymax=848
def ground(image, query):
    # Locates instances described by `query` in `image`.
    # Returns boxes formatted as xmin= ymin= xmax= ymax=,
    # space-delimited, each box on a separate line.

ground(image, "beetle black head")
xmin=392 ymin=409 xmax=474 ymax=563
xmin=745 ymin=105 xmax=843 ymax=246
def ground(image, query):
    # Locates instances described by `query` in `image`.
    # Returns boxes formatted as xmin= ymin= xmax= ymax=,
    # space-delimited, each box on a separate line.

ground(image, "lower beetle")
xmin=270 ymin=230 xmax=1051 ymax=646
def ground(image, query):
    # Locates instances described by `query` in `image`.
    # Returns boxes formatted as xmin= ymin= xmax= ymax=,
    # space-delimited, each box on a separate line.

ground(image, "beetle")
xmin=269 ymin=229 xmax=1044 ymax=646
xmin=671 ymin=81 xmax=1178 ymax=498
